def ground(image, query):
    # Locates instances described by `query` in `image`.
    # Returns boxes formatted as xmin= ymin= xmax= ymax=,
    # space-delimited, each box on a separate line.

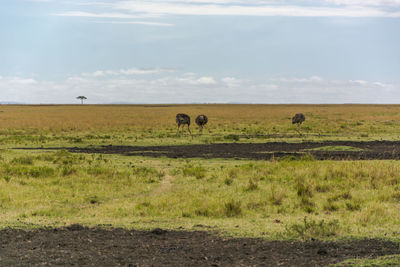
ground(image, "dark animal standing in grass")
xmin=195 ymin=115 xmax=208 ymax=133
xmin=292 ymin=113 xmax=306 ymax=133
xmin=176 ymin=113 xmax=192 ymax=135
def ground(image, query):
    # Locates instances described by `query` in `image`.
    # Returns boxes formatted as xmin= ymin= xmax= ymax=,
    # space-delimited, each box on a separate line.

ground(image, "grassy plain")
xmin=1 ymin=104 xmax=400 ymax=147
xmin=0 ymin=104 xmax=400 ymax=244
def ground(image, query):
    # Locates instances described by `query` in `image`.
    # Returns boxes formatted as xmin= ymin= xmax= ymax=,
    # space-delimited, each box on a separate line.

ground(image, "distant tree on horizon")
xmin=76 ymin=96 xmax=87 ymax=104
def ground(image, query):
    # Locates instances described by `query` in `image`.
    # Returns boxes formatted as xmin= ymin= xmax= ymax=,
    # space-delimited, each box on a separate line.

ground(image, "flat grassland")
xmin=1 ymin=104 xmax=400 ymax=265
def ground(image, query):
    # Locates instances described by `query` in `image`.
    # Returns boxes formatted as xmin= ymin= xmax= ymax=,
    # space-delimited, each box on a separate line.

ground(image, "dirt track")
xmin=1 ymin=226 xmax=399 ymax=266
xmin=21 ymin=140 xmax=400 ymax=160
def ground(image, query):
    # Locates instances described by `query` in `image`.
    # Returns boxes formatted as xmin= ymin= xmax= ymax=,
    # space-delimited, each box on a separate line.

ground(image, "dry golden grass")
xmin=0 ymin=104 xmax=400 ymax=134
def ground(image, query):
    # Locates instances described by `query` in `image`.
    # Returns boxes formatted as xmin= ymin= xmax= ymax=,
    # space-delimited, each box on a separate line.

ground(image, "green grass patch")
xmin=0 ymin=149 xmax=399 ymax=240
xmin=306 ymin=146 xmax=365 ymax=152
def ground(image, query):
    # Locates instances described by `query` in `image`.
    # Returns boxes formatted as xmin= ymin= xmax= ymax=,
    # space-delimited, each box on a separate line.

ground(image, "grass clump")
xmin=11 ymin=156 xmax=34 ymax=165
xmin=296 ymin=177 xmax=313 ymax=198
xmin=182 ymin=165 xmax=206 ymax=179
xmin=245 ymin=178 xmax=259 ymax=191
xmin=224 ymin=134 xmax=240 ymax=141
xmin=224 ymin=199 xmax=242 ymax=217
xmin=286 ymin=217 xmax=339 ymax=240
xmin=224 ymin=177 xmax=233 ymax=186
xmin=345 ymin=201 xmax=361 ymax=211
xmin=269 ymin=186 xmax=286 ymax=206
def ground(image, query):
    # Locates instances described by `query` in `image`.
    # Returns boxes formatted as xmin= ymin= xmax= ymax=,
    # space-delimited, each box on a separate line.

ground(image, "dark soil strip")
xmin=16 ymin=140 xmax=400 ymax=160
xmin=0 ymin=226 xmax=399 ymax=266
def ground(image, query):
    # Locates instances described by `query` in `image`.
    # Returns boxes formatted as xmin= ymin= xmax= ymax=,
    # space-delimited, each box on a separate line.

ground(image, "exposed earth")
xmin=20 ymin=140 xmax=400 ymax=160
xmin=1 ymin=226 xmax=399 ymax=266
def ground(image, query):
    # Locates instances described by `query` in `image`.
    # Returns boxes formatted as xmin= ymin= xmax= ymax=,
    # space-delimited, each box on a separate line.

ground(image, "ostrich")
xmin=176 ymin=113 xmax=191 ymax=135
xmin=195 ymin=114 xmax=208 ymax=133
xmin=292 ymin=113 xmax=306 ymax=133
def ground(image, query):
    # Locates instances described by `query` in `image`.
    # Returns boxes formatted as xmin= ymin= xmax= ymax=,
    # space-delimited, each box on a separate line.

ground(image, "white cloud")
xmin=82 ymin=68 xmax=177 ymax=77
xmin=50 ymin=0 xmax=400 ymax=20
xmin=0 ymin=72 xmax=398 ymax=104
xmin=324 ymin=0 xmax=400 ymax=6
xmin=113 ymin=1 xmax=399 ymax=17
xmin=91 ymin=20 xmax=174 ymax=26
xmin=53 ymin=11 xmax=152 ymax=19
xmin=196 ymin=76 xmax=217 ymax=85
xmin=175 ymin=76 xmax=217 ymax=85
xmin=222 ymin=77 xmax=241 ymax=87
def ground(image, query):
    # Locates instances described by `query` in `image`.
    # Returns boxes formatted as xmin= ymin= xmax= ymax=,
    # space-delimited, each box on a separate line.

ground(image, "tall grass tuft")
xmin=286 ymin=217 xmax=339 ymax=240
xmin=224 ymin=199 xmax=242 ymax=217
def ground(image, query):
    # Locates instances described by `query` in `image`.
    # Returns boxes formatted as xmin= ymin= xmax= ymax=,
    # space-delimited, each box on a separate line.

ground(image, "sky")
xmin=0 ymin=0 xmax=399 ymax=104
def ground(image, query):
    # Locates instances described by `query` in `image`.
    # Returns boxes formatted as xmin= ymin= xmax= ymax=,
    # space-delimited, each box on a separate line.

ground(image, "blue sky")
xmin=0 ymin=0 xmax=399 ymax=104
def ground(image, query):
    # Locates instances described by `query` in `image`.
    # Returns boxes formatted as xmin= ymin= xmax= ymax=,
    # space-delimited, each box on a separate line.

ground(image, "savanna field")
xmin=1 ymin=104 xmax=400 ymax=266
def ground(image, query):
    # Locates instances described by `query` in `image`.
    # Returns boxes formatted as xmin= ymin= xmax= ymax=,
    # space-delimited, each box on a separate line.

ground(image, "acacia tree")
xmin=76 ymin=96 xmax=87 ymax=104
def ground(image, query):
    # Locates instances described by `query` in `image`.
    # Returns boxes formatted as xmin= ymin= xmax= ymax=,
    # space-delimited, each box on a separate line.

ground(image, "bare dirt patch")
xmin=0 ymin=226 xmax=399 ymax=266
xmin=19 ymin=140 xmax=400 ymax=160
